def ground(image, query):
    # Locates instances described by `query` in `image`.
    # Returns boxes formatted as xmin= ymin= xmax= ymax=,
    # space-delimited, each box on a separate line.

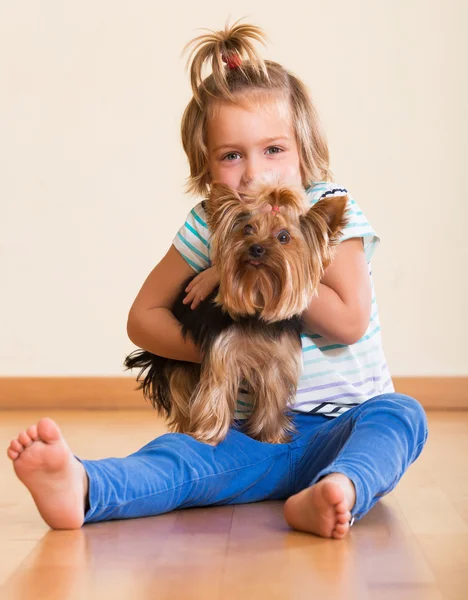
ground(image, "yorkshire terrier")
xmin=124 ymin=179 xmax=348 ymax=445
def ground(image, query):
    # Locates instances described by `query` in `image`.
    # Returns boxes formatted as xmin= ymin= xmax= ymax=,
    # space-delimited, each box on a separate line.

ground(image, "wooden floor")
xmin=0 ymin=410 xmax=467 ymax=600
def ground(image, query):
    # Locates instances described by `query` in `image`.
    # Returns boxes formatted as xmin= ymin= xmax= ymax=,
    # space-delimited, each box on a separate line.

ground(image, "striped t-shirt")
xmin=172 ymin=182 xmax=394 ymax=419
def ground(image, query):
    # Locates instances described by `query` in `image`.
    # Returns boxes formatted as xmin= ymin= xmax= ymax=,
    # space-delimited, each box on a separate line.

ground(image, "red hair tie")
xmin=222 ymin=53 xmax=242 ymax=70
xmin=259 ymin=204 xmax=281 ymax=216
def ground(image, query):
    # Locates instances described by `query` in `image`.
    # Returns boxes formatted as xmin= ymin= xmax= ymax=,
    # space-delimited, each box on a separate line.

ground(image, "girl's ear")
xmin=300 ymin=195 xmax=349 ymax=265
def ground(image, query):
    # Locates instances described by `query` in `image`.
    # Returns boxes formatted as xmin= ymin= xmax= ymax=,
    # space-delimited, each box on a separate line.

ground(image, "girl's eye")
xmin=222 ymin=147 xmax=283 ymax=160
xmin=222 ymin=152 xmax=241 ymax=161
xmin=277 ymin=230 xmax=290 ymax=244
xmin=243 ymin=225 xmax=255 ymax=236
xmin=266 ymin=146 xmax=283 ymax=155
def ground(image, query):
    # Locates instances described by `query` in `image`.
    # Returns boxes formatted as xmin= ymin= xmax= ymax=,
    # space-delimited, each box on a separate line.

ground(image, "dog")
xmin=124 ymin=179 xmax=348 ymax=444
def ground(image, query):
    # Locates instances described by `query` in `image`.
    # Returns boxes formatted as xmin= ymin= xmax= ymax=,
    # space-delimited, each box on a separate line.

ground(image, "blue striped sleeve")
xmin=172 ymin=202 xmax=211 ymax=273
xmin=340 ymin=192 xmax=380 ymax=263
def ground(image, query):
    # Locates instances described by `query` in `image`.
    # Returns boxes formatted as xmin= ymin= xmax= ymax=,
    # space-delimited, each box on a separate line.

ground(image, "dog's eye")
xmin=243 ymin=225 xmax=255 ymax=236
xmin=277 ymin=230 xmax=290 ymax=244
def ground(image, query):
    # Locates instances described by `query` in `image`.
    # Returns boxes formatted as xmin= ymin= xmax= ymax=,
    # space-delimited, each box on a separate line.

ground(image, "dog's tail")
xmin=123 ymin=350 xmax=172 ymax=416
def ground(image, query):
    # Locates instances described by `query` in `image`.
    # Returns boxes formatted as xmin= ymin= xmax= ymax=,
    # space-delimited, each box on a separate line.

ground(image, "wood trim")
xmin=392 ymin=377 xmax=468 ymax=410
xmin=0 ymin=377 xmax=466 ymax=411
xmin=0 ymin=377 xmax=148 ymax=411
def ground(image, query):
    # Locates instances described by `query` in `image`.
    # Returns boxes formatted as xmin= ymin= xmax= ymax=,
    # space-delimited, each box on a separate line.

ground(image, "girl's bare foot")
xmin=283 ymin=473 xmax=356 ymax=539
xmin=6 ymin=417 xmax=88 ymax=529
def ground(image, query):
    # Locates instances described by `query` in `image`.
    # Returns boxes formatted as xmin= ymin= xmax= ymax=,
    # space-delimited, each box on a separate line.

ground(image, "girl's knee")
xmin=399 ymin=394 xmax=427 ymax=422
xmin=368 ymin=393 xmax=426 ymax=419
xmin=361 ymin=394 xmax=428 ymax=442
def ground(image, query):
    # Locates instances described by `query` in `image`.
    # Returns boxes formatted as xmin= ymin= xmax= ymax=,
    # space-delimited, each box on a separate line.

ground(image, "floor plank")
xmin=1 ymin=410 xmax=467 ymax=599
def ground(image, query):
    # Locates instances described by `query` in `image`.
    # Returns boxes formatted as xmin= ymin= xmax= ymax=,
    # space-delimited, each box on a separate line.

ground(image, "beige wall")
xmin=1 ymin=1 xmax=467 ymax=377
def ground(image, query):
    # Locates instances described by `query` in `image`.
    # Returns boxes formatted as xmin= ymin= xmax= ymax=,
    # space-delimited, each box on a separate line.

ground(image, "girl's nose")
xmin=241 ymin=159 xmax=261 ymax=189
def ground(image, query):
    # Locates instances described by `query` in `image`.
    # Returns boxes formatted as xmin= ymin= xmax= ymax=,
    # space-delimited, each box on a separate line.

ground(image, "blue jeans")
xmin=78 ymin=393 xmax=428 ymax=525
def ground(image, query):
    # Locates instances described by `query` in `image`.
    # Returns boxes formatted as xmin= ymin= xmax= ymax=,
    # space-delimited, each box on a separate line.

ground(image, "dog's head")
xmin=204 ymin=179 xmax=348 ymax=322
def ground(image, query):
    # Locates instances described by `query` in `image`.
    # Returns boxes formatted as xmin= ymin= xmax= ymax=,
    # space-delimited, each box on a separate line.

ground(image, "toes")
xmin=10 ymin=439 xmax=24 ymax=453
xmin=332 ymin=522 xmax=350 ymax=539
xmin=18 ymin=431 xmax=33 ymax=448
xmin=336 ymin=511 xmax=351 ymax=524
xmin=37 ymin=418 xmax=61 ymax=443
xmin=7 ymin=447 xmax=19 ymax=460
xmin=27 ymin=425 xmax=39 ymax=441
xmin=335 ymin=500 xmax=349 ymax=514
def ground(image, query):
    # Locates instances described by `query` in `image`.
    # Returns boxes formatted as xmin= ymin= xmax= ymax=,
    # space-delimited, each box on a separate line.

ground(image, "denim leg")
xmin=291 ymin=393 xmax=429 ymax=522
xmin=77 ymin=424 xmax=293 ymax=524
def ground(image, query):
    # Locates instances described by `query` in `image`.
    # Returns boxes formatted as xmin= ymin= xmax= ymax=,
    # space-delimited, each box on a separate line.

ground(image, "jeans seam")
xmin=288 ymin=445 xmax=299 ymax=494
xmin=412 ymin=435 xmax=428 ymax=461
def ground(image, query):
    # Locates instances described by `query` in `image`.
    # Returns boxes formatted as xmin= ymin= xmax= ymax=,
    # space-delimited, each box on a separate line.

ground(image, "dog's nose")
xmin=249 ymin=244 xmax=265 ymax=258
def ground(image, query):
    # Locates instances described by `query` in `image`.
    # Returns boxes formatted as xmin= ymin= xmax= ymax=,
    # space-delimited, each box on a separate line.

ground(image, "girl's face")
xmin=206 ymin=96 xmax=303 ymax=193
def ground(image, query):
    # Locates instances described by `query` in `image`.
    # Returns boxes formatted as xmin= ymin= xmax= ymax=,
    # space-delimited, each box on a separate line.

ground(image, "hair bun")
xmin=182 ymin=19 xmax=269 ymax=105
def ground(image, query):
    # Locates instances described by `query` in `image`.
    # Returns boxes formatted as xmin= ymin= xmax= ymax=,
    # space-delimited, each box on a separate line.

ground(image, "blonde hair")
xmin=180 ymin=19 xmax=332 ymax=197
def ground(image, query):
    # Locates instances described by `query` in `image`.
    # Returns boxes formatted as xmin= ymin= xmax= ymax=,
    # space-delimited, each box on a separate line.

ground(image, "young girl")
xmin=7 ymin=21 xmax=428 ymax=540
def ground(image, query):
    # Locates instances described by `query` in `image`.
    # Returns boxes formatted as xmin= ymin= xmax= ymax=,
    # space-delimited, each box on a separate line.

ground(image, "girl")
xmin=7 ymin=21 xmax=428 ymax=540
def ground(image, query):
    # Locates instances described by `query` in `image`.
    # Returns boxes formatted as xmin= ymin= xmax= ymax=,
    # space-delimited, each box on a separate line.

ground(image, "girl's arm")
xmin=301 ymin=238 xmax=372 ymax=345
xmin=127 ymin=245 xmax=203 ymax=363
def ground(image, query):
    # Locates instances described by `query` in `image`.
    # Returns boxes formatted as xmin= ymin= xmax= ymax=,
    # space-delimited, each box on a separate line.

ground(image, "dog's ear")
xmin=203 ymin=182 xmax=248 ymax=249
xmin=300 ymin=194 xmax=349 ymax=256
xmin=204 ymin=182 xmax=240 ymax=220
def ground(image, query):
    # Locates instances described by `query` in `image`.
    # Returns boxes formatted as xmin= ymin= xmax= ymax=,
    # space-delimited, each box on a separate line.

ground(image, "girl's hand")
xmin=183 ymin=266 xmax=220 ymax=310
